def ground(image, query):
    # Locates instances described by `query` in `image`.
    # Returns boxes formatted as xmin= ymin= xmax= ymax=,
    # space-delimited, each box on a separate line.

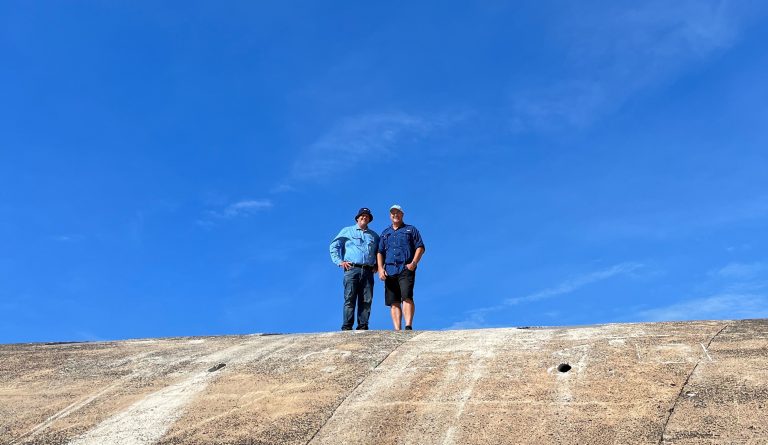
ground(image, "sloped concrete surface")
xmin=1 ymin=319 xmax=766 ymax=444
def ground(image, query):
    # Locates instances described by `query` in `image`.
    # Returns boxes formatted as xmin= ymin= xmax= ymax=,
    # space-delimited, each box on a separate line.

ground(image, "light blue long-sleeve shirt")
xmin=330 ymin=225 xmax=380 ymax=266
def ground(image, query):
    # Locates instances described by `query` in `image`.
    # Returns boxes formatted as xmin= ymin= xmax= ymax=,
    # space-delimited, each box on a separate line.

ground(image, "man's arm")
xmin=330 ymin=229 xmax=352 ymax=270
xmin=406 ymin=246 xmax=425 ymax=271
xmin=405 ymin=227 xmax=425 ymax=271
xmin=371 ymin=232 xmax=380 ymax=272
xmin=377 ymin=252 xmax=387 ymax=280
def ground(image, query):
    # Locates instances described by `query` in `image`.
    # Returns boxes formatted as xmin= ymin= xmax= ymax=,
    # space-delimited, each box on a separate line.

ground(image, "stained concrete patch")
xmin=155 ymin=331 xmax=412 ymax=445
xmin=67 ymin=336 xmax=298 ymax=445
xmin=308 ymin=321 xmax=767 ymax=445
xmin=1 ymin=320 xmax=767 ymax=445
xmin=0 ymin=336 xmax=262 ymax=445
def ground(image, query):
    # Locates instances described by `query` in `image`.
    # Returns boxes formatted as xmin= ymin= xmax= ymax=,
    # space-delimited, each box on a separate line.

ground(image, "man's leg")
xmin=341 ymin=268 xmax=358 ymax=330
xmin=390 ymin=303 xmax=402 ymax=330
xmin=400 ymin=269 xmax=416 ymax=329
xmin=356 ymin=270 xmax=373 ymax=329
xmin=403 ymin=299 xmax=415 ymax=329
xmin=385 ymin=274 xmax=402 ymax=330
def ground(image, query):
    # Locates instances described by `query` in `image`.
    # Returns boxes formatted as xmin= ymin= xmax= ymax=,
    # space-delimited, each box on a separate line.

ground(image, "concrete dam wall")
xmin=1 ymin=319 xmax=766 ymax=444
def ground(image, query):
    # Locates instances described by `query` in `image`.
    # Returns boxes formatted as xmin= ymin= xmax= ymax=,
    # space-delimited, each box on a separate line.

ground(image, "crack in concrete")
xmin=657 ymin=324 xmax=729 ymax=445
xmin=304 ymin=332 xmax=424 ymax=445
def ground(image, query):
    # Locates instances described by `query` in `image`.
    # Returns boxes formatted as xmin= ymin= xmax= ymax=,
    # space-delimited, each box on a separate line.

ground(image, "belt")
xmin=350 ymin=263 xmax=375 ymax=269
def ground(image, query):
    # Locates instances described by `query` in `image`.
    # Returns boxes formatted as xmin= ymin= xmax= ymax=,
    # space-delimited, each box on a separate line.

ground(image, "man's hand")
xmin=339 ymin=261 xmax=352 ymax=271
xmin=378 ymin=269 xmax=387 ymax=281
xmin=405 ymin=262 xmax=417 ymax=271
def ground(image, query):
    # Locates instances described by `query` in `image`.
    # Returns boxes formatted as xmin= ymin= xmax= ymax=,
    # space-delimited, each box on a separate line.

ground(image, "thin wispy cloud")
xmin=584 ymin=195 xmax=768 ymax=241
xmin=636 ymin=293 xmax=768 ymax=322
xmin=51 ymin=234 xmax=84 ymax=242
xmin=290 ymin=112 xmax=432 ymax=183
xmin=510 ymin=1 xmax=762 ymax=131
xmin=706 ymin=261 xmax=768 ymax=299
xmin=504 ymin=262 xmax=643 ymax=306
xmin=633 ymin=259 xmax=768 ymax=322
xmin=270 ymin=183 xmax=296 ymax=194
xmin=220 ymin=200 xmax=273 ymax=217
xmin=725 ymin=244 xmax=752 ymax=253
xmin=263 ymin=110 xmax=463 ymax=216
xmin=713 ymin=262 xmax=768 ymax=279
xmin=199 ymin=199 xmax=273 ymax=226
xmin=449 ymin=262 xmax=643 ymax=329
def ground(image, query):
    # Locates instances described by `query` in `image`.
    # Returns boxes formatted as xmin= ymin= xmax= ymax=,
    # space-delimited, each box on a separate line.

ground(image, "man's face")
xmin=357 ymin=214 xmax=371 ymax=228
xmin=390 ymin=210 xmax=403 ymax=225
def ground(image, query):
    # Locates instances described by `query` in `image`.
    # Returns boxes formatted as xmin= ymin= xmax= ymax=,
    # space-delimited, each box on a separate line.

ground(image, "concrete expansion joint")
xmin=657 ymin=323 xmax=730 ymax=445
xmin=302 ymin=331 xmax=425 ymax=445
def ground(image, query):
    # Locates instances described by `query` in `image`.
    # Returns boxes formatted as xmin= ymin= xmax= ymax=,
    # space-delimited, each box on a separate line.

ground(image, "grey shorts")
xmin=384 ymin=268 xmax=415 ymax=306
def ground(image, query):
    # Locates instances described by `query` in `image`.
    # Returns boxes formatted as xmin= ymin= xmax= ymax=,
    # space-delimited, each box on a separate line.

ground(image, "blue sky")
xmin=2 ymin=1 xmax=768 ymax=343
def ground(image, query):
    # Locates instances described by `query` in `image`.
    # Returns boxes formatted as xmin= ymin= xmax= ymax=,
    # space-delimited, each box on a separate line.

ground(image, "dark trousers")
xmin=342 ymin=267 xmax=374 ymax=330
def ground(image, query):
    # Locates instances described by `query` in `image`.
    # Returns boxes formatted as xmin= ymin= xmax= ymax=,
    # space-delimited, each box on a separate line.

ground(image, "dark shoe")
xmin=341 ymin=326 xmax=353 ymax=331
xmin=356 ymin=326 xmax=368 ymax=330
xmin=404 ymin=325 xmax=413 ymax=330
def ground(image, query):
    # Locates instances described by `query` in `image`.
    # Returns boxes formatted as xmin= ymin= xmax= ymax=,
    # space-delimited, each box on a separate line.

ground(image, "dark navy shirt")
xmin=378 ymin=224 xmax=425 ymax=276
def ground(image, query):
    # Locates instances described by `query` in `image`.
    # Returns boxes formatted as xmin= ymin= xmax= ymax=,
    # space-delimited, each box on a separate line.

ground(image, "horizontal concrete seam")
xmin=303 ymin=332 xmax=425 ymax=445
xmin=342 ymin=400 xmax=651 ymax=407
xmin=657 ymin=323 xmax=730 ymax=445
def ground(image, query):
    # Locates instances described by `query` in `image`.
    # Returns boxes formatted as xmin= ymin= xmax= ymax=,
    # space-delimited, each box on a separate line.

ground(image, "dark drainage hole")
xmin=208 ymin=363 xmax=226 ymax=372
xmin=557 ymin=363 xmax=572 ymax=373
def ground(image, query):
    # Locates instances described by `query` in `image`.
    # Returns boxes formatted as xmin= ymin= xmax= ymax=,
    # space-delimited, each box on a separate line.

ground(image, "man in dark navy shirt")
xmin=377 ymin=204 xmax=425 ymax=330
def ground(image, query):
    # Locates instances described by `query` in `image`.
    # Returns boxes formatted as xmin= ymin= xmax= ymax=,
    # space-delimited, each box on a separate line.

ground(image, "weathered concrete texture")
xmin=661 ymin=319 xmax=768 ymax=444
xmin=1 ymin=319 xmax=766 ymax=445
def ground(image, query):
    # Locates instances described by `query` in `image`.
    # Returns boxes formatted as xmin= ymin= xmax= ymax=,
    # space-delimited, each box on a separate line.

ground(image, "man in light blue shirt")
xmin=330 ymin=207 xmax=380 ymax=330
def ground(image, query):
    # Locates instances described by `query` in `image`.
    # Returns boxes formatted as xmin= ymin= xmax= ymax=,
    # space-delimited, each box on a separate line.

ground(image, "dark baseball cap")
xmin=355 ymin=207 xmax=373 ymax=222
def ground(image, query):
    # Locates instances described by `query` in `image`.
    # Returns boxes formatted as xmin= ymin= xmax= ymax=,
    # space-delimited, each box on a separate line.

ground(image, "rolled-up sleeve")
xmin=412 ymin=228 xmax=425 ymax=250
xmin=378 ymin=232 xmax=387 ymax=256
xmin=371 ymin=232 xmax=380 ymax=257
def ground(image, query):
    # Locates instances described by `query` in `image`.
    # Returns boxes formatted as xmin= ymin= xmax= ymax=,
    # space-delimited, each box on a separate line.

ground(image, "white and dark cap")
xmin=355 ymin=207 xmax=373 ymax=222
xmin=389 ymin=204 xmax=404 ymax=213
